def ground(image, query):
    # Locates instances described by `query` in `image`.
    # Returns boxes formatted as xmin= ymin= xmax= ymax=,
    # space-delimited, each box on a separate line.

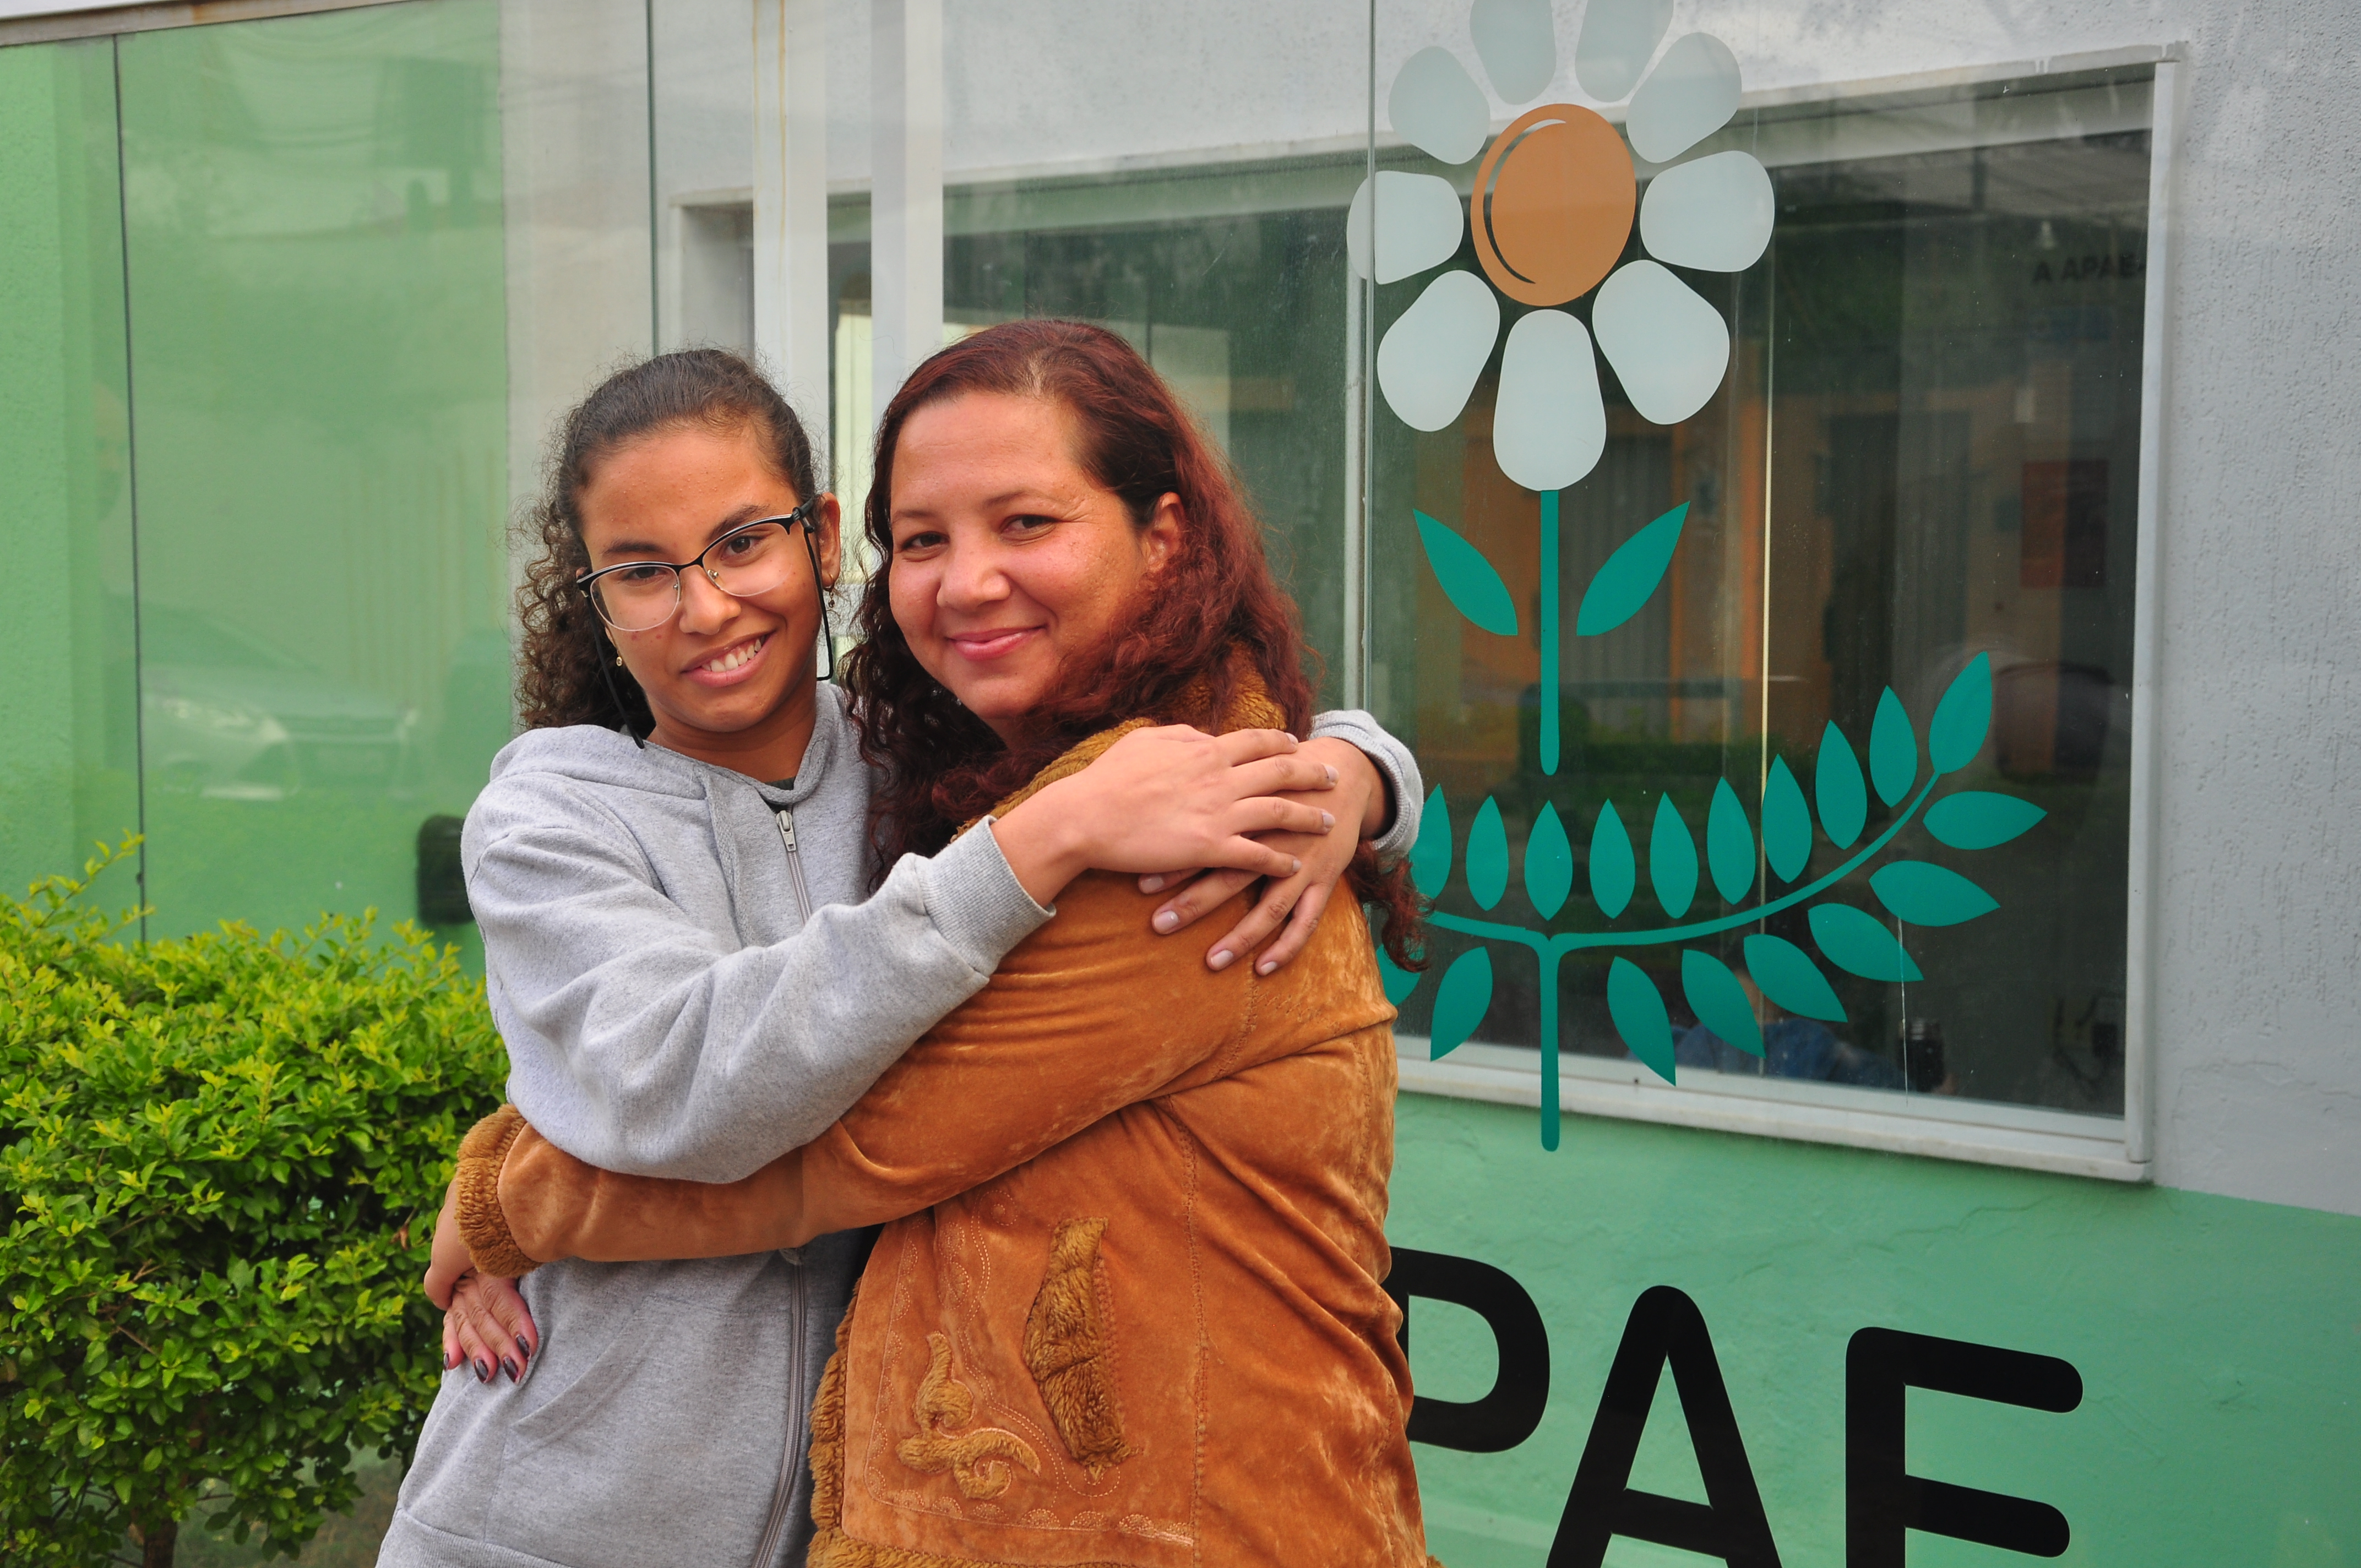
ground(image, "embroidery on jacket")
xmin=896 ymin=1332 xmax=1041 ymax=1500
xmin=1020 ymin=1217 xmax=1135 ymax=1478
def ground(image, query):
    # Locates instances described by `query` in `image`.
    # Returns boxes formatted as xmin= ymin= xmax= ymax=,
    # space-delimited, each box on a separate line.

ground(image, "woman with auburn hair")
xmin=432 ymin=319 xmax=1434 ymax=1565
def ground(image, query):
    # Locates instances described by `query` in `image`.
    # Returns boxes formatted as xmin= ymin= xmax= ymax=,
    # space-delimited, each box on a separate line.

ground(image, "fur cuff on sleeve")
xmin=454 ymin=1103 xmax=544 ymax=1280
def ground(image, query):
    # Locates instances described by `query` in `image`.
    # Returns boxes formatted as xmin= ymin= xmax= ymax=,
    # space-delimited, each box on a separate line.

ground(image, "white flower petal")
xmin=1626 ymin=32 xmax=1742 ymax=164
xmin=1574 ymin=0 xmax=1673 ymax=103
xmin=1378 ymin=269 xmax=1502 ymax=432
xmin=1593 ymin=260 xmax=1730 ymax=425
xmin=1389 ymin=47 xmax=1489 ymax=165
xmin=1640 ymin=150 xmax=1774 ymax=271
xmin=1346 ymin=172 xmax=1466 ymax=284
xmin=1492 ymin=309 xmax=1606 ymax=491
xmin=1470 ymin=0 xmax=1556 ymax=105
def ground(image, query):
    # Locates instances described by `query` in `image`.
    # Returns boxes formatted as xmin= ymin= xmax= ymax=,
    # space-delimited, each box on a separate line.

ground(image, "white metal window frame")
xmin=1381 ymin=45 xmax=2186 ymax=1185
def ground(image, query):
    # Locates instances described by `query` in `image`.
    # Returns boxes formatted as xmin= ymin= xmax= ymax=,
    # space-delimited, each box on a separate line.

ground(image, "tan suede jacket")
xmin=453 ymin=690 xmax=1430 ymax=1568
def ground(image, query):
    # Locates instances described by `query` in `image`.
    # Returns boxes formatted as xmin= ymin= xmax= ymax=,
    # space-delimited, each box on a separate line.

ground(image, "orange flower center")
xmin=1472 ymin=104 xmax=1636 ymax=308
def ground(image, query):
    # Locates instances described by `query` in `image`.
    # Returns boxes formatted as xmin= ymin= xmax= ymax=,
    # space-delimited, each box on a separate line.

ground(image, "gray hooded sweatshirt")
xmin=379 ymin=684 xmax=1421 ymax=1568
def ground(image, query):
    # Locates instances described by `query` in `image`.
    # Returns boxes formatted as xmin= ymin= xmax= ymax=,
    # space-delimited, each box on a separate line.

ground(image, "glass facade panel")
xmin=0 ymin=37 xmax=138 ymax=902
xmin=114 ymin=2 xmax=513 ymax=951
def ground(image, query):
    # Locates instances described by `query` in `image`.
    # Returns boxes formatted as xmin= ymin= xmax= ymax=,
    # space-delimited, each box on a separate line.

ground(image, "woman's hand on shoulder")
xmin=1138 ymin=737 xmax=1387 ymax=974
xmin=990 ymin=725 xmax=1341 ymax=908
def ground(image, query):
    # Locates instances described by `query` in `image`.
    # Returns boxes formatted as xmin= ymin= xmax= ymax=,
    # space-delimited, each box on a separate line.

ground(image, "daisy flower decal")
xmin=1352 ymin=0 xmax=1775 ymax=491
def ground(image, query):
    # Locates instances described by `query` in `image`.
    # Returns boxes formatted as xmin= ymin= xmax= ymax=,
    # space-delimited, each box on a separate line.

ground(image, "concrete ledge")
xmin=1397 ymin=1040 xmax=2148 ymax=1183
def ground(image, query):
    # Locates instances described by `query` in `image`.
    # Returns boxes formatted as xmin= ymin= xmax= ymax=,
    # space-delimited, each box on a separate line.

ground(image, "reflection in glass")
xmin=1374 ymin=68 xmax=2151 ymax=1118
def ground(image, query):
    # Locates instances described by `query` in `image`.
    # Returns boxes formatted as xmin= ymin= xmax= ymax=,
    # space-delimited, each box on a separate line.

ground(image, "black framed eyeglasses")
xmin=576 ymin=497 xmax=824 ymax=634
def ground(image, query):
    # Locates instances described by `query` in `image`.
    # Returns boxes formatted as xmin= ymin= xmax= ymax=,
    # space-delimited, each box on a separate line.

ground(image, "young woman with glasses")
xmin=373 ymin=348 xmax=1422 ymax=1568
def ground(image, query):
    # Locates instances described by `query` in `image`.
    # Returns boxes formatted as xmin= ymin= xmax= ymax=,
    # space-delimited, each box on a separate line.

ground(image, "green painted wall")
xmin=0 ymin=39 xmax=139 ymax=900
xmin=1391 ymin=1093 xmax=2361 ymax=1567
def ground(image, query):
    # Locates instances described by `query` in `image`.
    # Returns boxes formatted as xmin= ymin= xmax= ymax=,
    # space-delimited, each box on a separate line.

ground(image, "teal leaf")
xmin=1928 ymin=652 xmax=1994 ymax=773
xmin=1870 ymin=861 xmax=1999 ymax=927
xmin=1650 ymin=794 xmax=1698 ymax=919
xmin=1415 ymin=509 xmax=1519 ymax=635
xmin=1809 ymin=902 xmax=1923 ymax=982
xmin=1706 ymin=779 xmax=1755 ymax=905
xmin=1761 ymin=756 xmax=1811 ymax=882
xmin=1467 ymin=796 xmax=1510 ymax=911
xmin=1607 ymin=956 xmax=1676 ymax=1082
xmin=1410 ymin=786 xmax=1452 ymax=899
xmin=1590 ymin=801 xmax=1635 ymax=918
xmin=1575 ymin=502 xmax=1688 ymax=635
xmin=1869 ymin=688 xmax=1917 ymax=807
xmin=1742 ymin=933 xmax=1847 ymax=1022
xmin=1924 ymin=791 xmax=2047 ymax=850
xmin=1525 ymin=801 xmax=1574 ymax=919
xmin=1377 ymin=948 xmax=1422 ymax=1006
xmin=1815 ymin=724 xmax=1867 ymax=850
xmin=1429 ymin=946 xmax=1495 ymax=1058
xmin=1681 ymin=949 xmax=1762 ymax=1057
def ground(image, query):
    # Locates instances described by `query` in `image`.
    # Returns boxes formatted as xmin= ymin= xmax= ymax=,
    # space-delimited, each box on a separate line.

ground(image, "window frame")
xmin=1370 ymin=45 xmax=2186 ymax=1180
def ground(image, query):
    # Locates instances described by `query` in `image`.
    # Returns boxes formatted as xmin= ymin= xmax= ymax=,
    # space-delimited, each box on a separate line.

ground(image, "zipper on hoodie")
xmin=749 ymin=1261 xmax=808 ymax=1568
xmin=775 ymin=808 xmax=814 ymax=922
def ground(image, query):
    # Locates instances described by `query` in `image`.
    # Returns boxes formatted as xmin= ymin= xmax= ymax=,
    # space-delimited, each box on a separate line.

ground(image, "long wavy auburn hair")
xmin=842 ymin=319 xmax=1424 ymax=967
xmin=513 ymin=349 xmax=822 ymax=737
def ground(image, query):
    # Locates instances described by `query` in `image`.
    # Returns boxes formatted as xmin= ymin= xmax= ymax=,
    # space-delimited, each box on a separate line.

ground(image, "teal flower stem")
xmin=1539 ymin=488 xmax=1562 ymax=777
xmin=1427 ymin=777 xmax=1940 ymax=1145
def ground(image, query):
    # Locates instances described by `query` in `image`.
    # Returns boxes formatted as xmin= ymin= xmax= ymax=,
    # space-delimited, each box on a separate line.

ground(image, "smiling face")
xmin=885 ymin=391 xmax=1178 ymax=745
xmin=576 ymin=420 xmax=840 ymax=778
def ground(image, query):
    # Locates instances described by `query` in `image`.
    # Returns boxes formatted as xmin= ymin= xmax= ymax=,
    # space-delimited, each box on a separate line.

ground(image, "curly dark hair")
xmin=514 ymin=349 xmax=822 ymax=735
xmin=841 ymin=319 xmax=1424 ymax=968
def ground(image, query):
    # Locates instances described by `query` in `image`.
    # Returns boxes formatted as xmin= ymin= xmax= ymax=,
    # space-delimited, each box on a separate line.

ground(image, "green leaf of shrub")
xmin=1742 ymin=933 xmax=1847 ymax=1021
xmin=1924 ymin=791 xmax=2046 ymax=850
xmin=1429 ymin=948 xmax=1495 ymax=1059
xmin=1466 ymin=797 xmax=1510 ymax=911
xmin=1650 ymin=794 xmax=1698 ymax=919
xmin=1869 ymin=688 xmax=1917 ymax=806
xmin=1761 ymin=756 xmax=1811 ymax=881
xmin=1415 ymin=510 xmax=1519 ymax=635
xmin=1524 ymin=802 xmax=1574 ymax=919
xmin=1809 ymin=902 xmax=1923 ymax=981
xmin=1410 ymin=786 xmax=1453 ymax=899
xmin=1576 ymin=502 xmax=1688 ymax=635
xmin=1681 ymin=950 xmax=1762 ymax=1057
xmin=1815 ymin=723 xmax=1867 ymax=850
xmin=1607 ymin=957 xmax=1676 ymax=1083
xmin=1928 ymin=652 xmax=1994 ymax=772
xmin=1590 ymin=802 xmax=1635 ymax=918
xmin=1870 ymin=862 xmax=1999 ymax=926
xmin=1706 ymin=780 xmax=1755 ymax=905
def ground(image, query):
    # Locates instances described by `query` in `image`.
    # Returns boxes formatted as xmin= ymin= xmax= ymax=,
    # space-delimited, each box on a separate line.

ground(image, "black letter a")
xmin=1549 ymin=1286 xmax=1781 ymax=1568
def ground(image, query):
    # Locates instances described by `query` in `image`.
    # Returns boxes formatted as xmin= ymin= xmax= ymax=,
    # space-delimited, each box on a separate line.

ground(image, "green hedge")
xmin=0 ymin=842 xmax=504 ymax=1566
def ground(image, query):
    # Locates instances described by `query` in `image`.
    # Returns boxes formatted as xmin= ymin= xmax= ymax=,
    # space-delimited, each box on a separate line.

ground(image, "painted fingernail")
xmin=1320 ymin=811 xmax=1336 ymax=830
xmin=445 ymin=1349 xmax=460 ymax=1370
xmin=502 ymin=1356 xmax=521 ymax=1382
xmin=474 ymin=1358 xmax=493 ymax=1384
xmin=1210 ymin=949 xmax=1235 ymax=971
xmin=1258 ymin=958 xmax=1278 ymax=976
xmin=1141 ymin=874 xmax=1166 ymax=892
xmin=1325 ymin=765 xmax=1339 ymax=783
xmin=516 ymin=1335 xmax=532 ymax=1360
xmin=1153 ymin=910 xmax=1179 ymax=933
xmin=1290 ymin=857 xmax=1303 ymax=874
